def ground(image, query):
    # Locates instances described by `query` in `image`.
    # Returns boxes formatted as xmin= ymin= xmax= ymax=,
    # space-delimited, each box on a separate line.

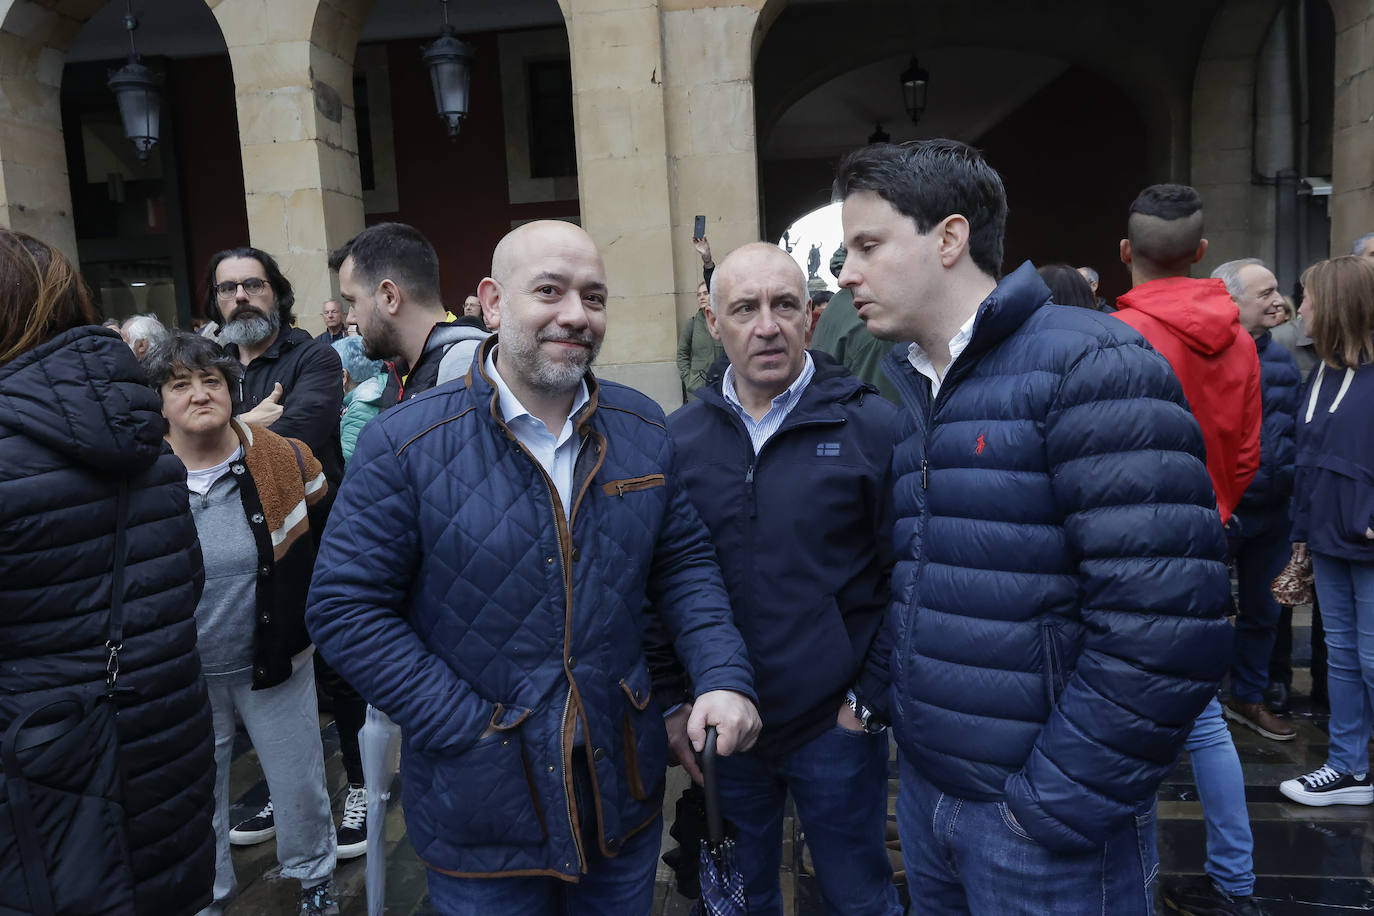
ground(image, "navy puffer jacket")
xmin=1235 ymin=331 xmax=1300 ymax=518
xmin=306 ymin=337 xmax=755 ymax=879
xmin=0 ymin=327 xmax=214 ymax=915
xmin=885 ymin=263 xmax=1233 ymax=853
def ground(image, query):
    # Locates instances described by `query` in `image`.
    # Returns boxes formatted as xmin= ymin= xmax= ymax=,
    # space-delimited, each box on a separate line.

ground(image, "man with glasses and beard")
xmin=206 ymin=247 xmax=344 ymax=488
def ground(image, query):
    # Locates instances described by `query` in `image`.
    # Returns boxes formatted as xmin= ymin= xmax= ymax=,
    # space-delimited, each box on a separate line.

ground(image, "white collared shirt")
xmin=721 ymin=351 xmax=816 ymax=454
xmin=486 ymin=347 xmax=590 ymax=512
xmin=907 ymin=313 xmax=976 ymax=398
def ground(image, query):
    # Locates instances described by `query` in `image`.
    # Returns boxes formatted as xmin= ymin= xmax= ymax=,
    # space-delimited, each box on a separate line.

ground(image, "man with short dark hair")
xmin=316 ymin=300 xmax=347 ymax=344
xmin=665 ymin=242 xmax=901 ymax=916
xmin=307 ymin=220 xmax=761 ymax=914
xmin=1113 ymin=186 xmax=1264 ymax=916
xmin=836 ymin=141 xmax=1232 ymax=912
xmin=205 ymin=246 xmax=344 ymax=487
xmin=329 ymin=222 xmax=489 ymax=406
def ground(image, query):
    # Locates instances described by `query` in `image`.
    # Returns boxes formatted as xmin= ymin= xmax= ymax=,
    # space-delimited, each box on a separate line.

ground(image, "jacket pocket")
xmin=619 ymin=663 xmax=666 ymax=802
xmin=1040 ymin=620 xmax=1067 ymax=712
xmin=418 ymin=729 xmax=546 ymax=848
xmin=601 ymin=474 xmax=666 ymax=497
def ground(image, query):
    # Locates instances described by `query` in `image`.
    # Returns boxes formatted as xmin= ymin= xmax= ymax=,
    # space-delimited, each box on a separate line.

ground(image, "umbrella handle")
xmin=700 ymin=725 xmax=723 ymax=846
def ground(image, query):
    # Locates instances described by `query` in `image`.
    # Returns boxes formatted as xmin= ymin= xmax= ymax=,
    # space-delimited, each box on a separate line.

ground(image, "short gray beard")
xmin=219 ymin=308 xmax=280 ymax=347
xmin=500 ymin=324 xmax=600 ymax=395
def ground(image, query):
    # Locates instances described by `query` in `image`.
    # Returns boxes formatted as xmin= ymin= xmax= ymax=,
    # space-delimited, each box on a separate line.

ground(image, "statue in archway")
xmin=807 ymin=243 xmax=821 ymax=281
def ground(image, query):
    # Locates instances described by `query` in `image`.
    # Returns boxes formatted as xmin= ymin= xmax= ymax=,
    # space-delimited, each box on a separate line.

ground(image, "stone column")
xmin=1329 ymin=0 xmax=1374 ymax=256
xmin=1190 ymin=0 xmax=1284 ymax=274
xmin=208 ymin=0 xmax=368 ymax=335
xmin=0 ymin=0 xmax=94 ymax=264
xmin=559 ymin=0 xmax=683 ymax=406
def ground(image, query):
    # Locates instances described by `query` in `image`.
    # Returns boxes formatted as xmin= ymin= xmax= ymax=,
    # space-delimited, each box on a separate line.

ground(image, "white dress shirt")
xmin=907 ymin=313 xmax=976 ymax=398
xmin=486 ymin=347 xmax=590 ymax=512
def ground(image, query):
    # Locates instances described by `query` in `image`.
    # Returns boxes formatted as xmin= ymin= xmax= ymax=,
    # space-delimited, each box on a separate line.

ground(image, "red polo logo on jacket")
xmin=975 ymin=432 xmax=986 ymax=455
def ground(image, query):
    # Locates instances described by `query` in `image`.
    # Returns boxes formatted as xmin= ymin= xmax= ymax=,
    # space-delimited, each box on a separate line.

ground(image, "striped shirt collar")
xmin=721 ymin=351 xmax=815 ymax=454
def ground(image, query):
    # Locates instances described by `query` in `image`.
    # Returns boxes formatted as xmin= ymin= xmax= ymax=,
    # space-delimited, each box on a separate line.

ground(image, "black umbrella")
xmin=692 ymin=727 xmax=747 ymax=916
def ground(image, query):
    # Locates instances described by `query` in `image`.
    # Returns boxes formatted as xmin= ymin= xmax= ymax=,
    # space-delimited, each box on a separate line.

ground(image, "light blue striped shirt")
xmin=721 ymin=352 xmax=816 ymax=454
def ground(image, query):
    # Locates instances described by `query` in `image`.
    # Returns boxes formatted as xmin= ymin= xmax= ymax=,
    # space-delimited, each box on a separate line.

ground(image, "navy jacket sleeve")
xmin=1003 ymin=340 xmax=1234 ymax=853
xmin=645 ymin=435 xmax=757 ymax=704
xmin=305 ymin=418 xmax=497 ymax=755
xmin=271 ymin=340 xmax=343 ymax=474
xmin=852 ymin=449 xmax=897 ymax=721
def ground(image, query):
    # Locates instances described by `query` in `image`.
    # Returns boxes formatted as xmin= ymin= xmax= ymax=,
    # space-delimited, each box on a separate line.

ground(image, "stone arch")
xmin=0 ymin=0 xmax=107 ymax=259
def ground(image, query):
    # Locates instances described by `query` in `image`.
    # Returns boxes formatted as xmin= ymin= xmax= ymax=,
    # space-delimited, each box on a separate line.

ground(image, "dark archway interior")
xmin=759 ymin=64 xmax=1148 ymax=304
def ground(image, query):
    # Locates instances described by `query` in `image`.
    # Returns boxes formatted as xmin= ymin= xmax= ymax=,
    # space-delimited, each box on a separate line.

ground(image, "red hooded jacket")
xmin=1114 ymin=277 xmax=1261 ymax=524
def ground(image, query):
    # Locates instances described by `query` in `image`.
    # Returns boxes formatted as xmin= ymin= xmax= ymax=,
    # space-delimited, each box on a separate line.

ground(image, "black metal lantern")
xmin=107 ymin=4 xmax=162 ymax=160
xmin=900 ymin=56 xmax=929 ymax=127
xmin=422 ymin=0 xmax=474 ymax=138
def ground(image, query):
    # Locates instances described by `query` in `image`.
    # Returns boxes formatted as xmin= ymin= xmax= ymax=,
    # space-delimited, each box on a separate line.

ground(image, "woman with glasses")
xmin=1279 ymin=255 xmax=1374 ymax=808
xmin=145 ymin=331 xmax=340 ymax=916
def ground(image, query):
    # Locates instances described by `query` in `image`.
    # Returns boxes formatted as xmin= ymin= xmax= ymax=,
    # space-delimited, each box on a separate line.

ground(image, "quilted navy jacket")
xmin=0 ymin=327 xmax=214 ymax=915
xmin=885 ymin=263 xmax=1233 ymax=853
xmin=1234 ymin=331 xmax=1300 ymax=519
xmin=306 ymin=337 xmax=755 ymax=879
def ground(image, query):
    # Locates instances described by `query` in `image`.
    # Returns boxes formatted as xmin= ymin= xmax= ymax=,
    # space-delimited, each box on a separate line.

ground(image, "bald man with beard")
xmin=306 ymin=220 xmax=761 ymax=915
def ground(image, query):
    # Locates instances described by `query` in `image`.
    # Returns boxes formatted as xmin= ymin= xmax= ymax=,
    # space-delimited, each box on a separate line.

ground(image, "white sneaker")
xmin=1279 ymin=764 xmax=1374 ymax=806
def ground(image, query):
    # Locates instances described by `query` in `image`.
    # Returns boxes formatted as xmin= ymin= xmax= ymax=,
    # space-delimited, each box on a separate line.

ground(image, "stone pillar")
xmin=0 ymin=0 xmax=96 ymax=264
xmin=559 ymin=0 xmax=683 ymax=406
xmin=1329 ymin=0 xmax=1374 ymax=256
xmin=1190 ymin=0 xmax=1284 ymax=275
xmin=208 ymin=0 xmax=368 ymax=335
xmin=559 ymin=0 xmax=767 ymax=408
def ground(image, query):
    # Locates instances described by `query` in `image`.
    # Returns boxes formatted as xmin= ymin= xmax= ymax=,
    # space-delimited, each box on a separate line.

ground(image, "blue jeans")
xmin=1183 ymin=696 xmax=1254 ymax=896
xmin=1228 ymin=511 xmax=1291 ymax=702
xmin=1312 ymin=552 xmax=1374 ymax=776
xmin=424 ymin=756 xmax=661 ymax=915
xmin=896 ymin=757 xmax=1157 ymax=915
xmin=715 ymin=725 xmax=901 ymax=916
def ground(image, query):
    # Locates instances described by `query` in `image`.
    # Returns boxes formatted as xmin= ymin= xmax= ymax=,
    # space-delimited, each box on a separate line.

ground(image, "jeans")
xmin=1183 ymin=696 xmax=1254 ymax=896
xmin=715 ymin=725 xmax=901 ymax=916
xmin=425 ymin=755 xmax=661 ymax=915
xmin=1270 ymin=596 xmax=1326 ymax=694
xmin=1229 ymin=511 xmax=1291 ymax=703
xmin=204 ymin=659 xmax=336 ymax=904
xmin=896 ymin=757 xmax=1157 ymax=915
xmin=1312 ymin=552 xmax=1374 ymax=775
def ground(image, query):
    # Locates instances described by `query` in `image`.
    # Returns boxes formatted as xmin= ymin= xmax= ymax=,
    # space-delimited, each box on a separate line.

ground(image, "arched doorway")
xmin=62 ymin=0 xmax=242 ymax=326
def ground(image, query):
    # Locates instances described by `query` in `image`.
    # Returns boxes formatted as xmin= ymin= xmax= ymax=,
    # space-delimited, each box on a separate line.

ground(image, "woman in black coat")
xmin=0 ymin=229 xmax=215 ymax=915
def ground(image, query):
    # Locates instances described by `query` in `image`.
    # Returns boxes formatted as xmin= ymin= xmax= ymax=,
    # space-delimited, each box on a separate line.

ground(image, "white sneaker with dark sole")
xmin=1279 ymin=764 xmax=1374 ymax=806
xmin=229 ymin=799 xmax=276 ymax=845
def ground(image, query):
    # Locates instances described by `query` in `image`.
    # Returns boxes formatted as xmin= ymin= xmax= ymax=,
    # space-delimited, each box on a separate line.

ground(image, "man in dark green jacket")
xmin=810 ymin=245 xmax=900 ymax=403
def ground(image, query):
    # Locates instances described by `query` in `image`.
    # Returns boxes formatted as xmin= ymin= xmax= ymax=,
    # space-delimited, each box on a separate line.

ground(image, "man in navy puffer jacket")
xmin=835 ymin=140 xmax=1233 ymax=913
xmin=306 ymin=221 xmax=760 ymax=914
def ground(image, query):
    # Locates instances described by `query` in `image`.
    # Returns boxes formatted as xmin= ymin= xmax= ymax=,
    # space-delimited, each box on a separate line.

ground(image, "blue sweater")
xmin=1291 ymin=359 xmax=1374 ymax=562
xmin=885 ymin=262 xmax=1232 ymax=853
xmin=1234 ymin=332 xmax=1299 ymax=520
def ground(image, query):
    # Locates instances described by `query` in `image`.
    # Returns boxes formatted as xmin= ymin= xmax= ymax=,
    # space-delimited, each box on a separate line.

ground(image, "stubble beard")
xmin=502 ymin=321 xmax=601 ymax=395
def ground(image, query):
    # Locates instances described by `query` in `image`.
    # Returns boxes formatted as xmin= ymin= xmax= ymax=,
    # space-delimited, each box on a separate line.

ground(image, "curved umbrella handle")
xmin=700 ymin=725 xmax=723 ymax=846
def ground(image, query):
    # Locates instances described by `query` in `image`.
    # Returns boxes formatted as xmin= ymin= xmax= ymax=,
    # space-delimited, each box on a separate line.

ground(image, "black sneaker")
xmin=1279 ymin=765 xmax=1374 ymax=806
xmin=297 ymin=880 xmax=340 ymax=916
xmin=336 ymin=785 xmax=367 ymax=860
xmin=229 ymin=799 xmax=275 ymax=845
xmin=1161 ymin=875 xmax=1264 ymax=915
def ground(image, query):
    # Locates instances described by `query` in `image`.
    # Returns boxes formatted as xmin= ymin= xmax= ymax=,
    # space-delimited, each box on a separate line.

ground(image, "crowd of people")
xmin=1 ymin=138 xmax=1373 ymax=916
